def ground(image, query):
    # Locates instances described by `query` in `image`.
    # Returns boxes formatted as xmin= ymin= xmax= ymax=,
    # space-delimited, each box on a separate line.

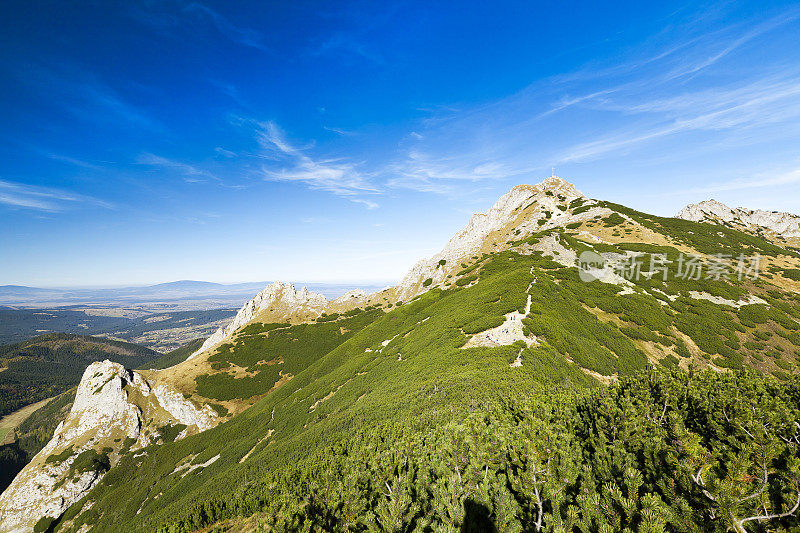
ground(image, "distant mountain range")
xmin=0 ymin=281 xmax=268 ymax=302
xmin=0 ymin=280 xmax=391 ymax=307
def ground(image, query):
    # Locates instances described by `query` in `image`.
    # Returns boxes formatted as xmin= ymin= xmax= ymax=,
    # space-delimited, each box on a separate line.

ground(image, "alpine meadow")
xmin=1 ymin=2 xmax=800 ymax=533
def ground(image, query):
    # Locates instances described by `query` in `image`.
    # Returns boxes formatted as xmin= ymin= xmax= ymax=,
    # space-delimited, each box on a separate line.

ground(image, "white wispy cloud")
xmin=77 ymin=81 xmax=155 ymax=127
xmin=214 ymin=146 xmax=237 ymax=158
xmin=185 ymin=3 xmax=271 ymax=53
xmin=136 ymin=153 xmax=219 ymax=183
xmin=670 ymin=167 xmax=800 ymax=196
xmin=132 ymin=2 xmax=270 ymax=53
xmin=387 ymin=5 xmax=800 ymax=194
xmin=256 ymin=121 xmax=380 ymax=207
xmin=133 ymin=119 xmax=377 ymax=202
xmin=663 ymin=9 xmax=800 ymax=81
xmin=37 ymin=151 xmax=104 ymax=171
xmin=0 ymin=179 xmax=113 ymax=212
xmin=388 ymin=150 xmax=528 ymax=196
xmin=20 ymin=64 xmax=159 ymax=130
xmin=351 ymin=198 xmax=379 ymax=209
xmin=323 ymin=126 xmax=357 ymax=136
xmin=556 ymin=76 xmax=800 ymax=163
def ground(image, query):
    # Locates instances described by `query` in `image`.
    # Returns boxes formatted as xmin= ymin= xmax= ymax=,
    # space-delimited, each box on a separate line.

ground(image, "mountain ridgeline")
xmin=2 ymin=177 xmax=800 ymax=532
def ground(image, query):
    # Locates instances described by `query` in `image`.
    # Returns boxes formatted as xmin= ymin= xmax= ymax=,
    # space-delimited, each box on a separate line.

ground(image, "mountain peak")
xmin=512 ymin=175 xmax=580 ymax=196
xmin=695 ymin=199 xmax=729 ymax=209
xmin=540 ymin=174 xmax=574 ymax=189
xmin=189 ymin=281 xmax=328 ymax=359
xmin=390 ymin=175 xmax=606 ymax=299
xmin=676 ymin=199 xmax=737 ymax=223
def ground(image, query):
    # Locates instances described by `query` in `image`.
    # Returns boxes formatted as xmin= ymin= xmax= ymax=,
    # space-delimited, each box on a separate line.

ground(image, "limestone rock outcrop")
xmin=676 ymin=199 xmax=800 ymax=238
xmin=152 ymin=384 xmax=217 ymax=431
xmin=0 ymin=361 xmax=216 ymax=532
xmin=394 ymin=176 xmax=608 ymax=299
xmin=189 ymin=281 xmax=328 ymax=359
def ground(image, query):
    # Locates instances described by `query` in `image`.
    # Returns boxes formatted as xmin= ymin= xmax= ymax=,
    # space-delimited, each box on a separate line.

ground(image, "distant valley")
xmin=0 ymin=281 xmax=389 ymax=351
xmin=0 ymin=307 xmax=235 ymax=352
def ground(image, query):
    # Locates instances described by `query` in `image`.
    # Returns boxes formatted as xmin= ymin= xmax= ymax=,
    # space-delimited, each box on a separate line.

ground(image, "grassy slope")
xmin=57 ymin=251 xmax=598 ymax=531
xmin=51 ymin=207 xmax=800 ymax=532
xmin=138 ymin=338 xmax=206 ymax=371
xmin=0 ymin=389 xmax=74 ymax=493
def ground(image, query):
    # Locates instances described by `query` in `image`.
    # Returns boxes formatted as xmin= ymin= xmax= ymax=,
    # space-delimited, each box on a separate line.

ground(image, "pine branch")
xmin=691 ymin=467 xmax=717 ymax=502
xmin=736 ymin=490 xmax=800 ymax=530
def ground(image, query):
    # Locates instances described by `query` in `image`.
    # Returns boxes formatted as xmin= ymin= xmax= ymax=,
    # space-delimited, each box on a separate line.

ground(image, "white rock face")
xmin=688 ymin=291 xmax=768 ymax=308
xmin=332 ymin=289 xmax=368 ymax=305
xmin=394 ymin=176 xmax=606 ymax=299
xmin=152 ymin=384 xmax=217 ymax=431
xmin=676 ymin=199 xmax=800 ymax=238
xmin=0 ymin=361 xmax=216 ymax=532
xmin=190 ymin=281 xmax=328 ymax=359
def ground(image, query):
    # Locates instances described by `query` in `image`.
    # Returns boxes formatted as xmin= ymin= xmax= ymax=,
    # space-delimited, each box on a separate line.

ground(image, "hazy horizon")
xmin=0 ymin=279 xmax=395 ymax=290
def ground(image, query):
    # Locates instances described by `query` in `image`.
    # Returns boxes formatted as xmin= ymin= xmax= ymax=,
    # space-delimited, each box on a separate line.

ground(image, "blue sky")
xmin=2 ymin=1 xmax=800 ymax=287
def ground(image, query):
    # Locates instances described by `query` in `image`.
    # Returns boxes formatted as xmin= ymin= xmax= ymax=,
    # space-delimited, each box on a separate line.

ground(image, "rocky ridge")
xmin=392 ymin=176 xmax=610 ymax=299
xmin=189 ymin=177 xmax=610 ymax=360
xmin=676 ymin=199 xmax=800 ymax=239
xmin=0 ymin=361 xmax=216 ymax=532
xmin=189 ymin=282 xmax=330 ymax=359
xmin=188 ymin=283 xmax=375 ymax=360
